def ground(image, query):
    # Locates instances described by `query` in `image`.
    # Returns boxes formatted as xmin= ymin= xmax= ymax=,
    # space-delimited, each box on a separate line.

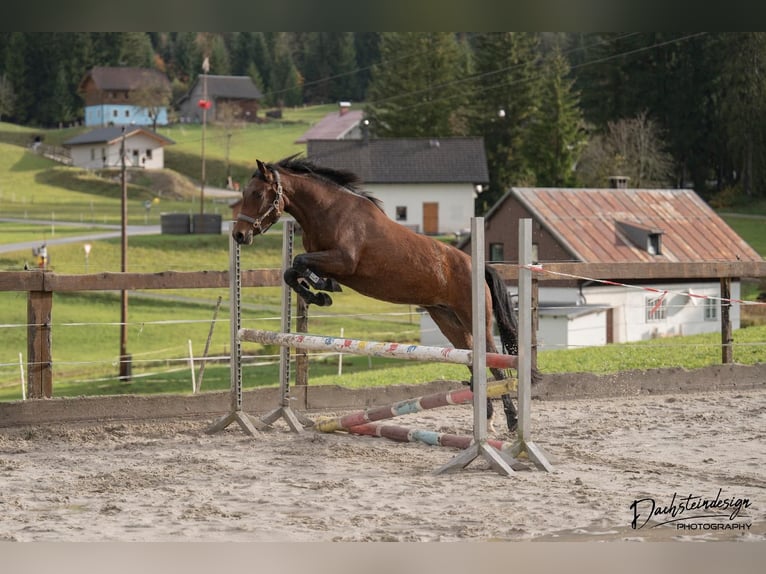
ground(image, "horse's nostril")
xmin=233 ymin=232 xmax=244 ymax=244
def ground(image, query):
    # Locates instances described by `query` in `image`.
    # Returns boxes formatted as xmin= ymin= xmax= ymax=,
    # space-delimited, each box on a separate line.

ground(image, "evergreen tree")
xmin=207 ymin=34 xmax=231 ymax=76
xmin=716 ymin=32 xmax=766 ymax=198
xmin=119 ymin=32 xmax=155 ymax=68
xmin=2 ymin=33 xmax=29 ymax=123
xmin=302 ymin=33 xmax=357 ymax=104
xmin=526 ymin=47 xmax=586 ymax=187
xmin=0 ymin=73 xmax=15 ymax=121
xmin=268 ymin=33 xmax=302 ymax=108
xmin=353 ymin=32 xmax=381 ymax=100
xmin=365 ymin=32 xmax=467 ymax=138
xmin=467 ymin=32 xmax=541 ymax=212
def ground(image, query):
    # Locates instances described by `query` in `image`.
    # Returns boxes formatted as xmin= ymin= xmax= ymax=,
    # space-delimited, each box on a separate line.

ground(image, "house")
xmin=78 ymin=66 xmax=172 ymax=128
xmin=177 ymin=75 xmax=263 ymax=123
xmin=305 ymin=138 xmax=489 ymax=235
xmin=422 ymin=183 xmax=763 ymax=349
xmin=295 ymin=102 xmax=365 ymax=143
xmin=63 ymin=126 xmax=175 ymax=170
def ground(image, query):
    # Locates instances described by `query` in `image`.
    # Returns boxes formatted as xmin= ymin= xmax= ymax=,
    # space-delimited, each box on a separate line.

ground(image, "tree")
xmin=268 ymin=33 xmax=302 ymax=108
xmin=716 ymin=32 xmax=766 ymax=198
xmin=0 ymin=73 xmax=15 ymax=121
xmin=131 ymin=75 xmax=172 ymax=131
xmin=575 ymin=111 xmax=674 ymax=188
xmin=119 ymin=32 xmax=155 ymax=68
xmin=467 ymin=32 xmax=541 ymax=212
xmin=302 ymin=33 xmax=358 ymax=103
xmin=525 ymin=47 xmax=586 ymax=187
xmin=365 ymin=33 xmax=468 ymax=138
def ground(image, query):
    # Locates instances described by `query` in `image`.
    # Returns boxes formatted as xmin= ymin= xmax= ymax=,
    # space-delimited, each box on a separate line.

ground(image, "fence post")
xmin=720 ymin=277 xmax=732 ymax=364
xmin=27 ymin=290 xmax=53 ymax=398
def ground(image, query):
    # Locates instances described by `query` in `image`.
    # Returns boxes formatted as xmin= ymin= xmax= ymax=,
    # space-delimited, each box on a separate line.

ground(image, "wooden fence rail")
xmin=1 ymin=261 xmax=764 ymax=399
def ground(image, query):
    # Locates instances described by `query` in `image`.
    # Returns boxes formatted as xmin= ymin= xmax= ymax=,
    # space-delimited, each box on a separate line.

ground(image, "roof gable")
xmin=79 ymin=66 xmax=171 ymax=93
xmin=184 ymin=75 xmax=263 ymax=101
xmin=296 ymin=109 xmax=364 ymax=143
xmin=306 ymin=138 xmax=489 ymax=184
xmin=506 ymin=187 xmax=761 ymax=263
xmin=63 ymin=126 xmax=175 ymax=147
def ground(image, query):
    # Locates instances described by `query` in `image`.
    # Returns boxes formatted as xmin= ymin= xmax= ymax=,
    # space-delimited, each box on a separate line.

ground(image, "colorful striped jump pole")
xmin=313 ymin=380 xmax=516 ymax=433
xmin=238 ymin=329 xmax=518 ymax=370
xmin=345 ymin=422 xmax=516 ymax=453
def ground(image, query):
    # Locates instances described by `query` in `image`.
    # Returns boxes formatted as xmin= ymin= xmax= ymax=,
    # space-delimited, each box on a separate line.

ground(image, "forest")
xmin=1 ymin=32 xmax=766 ymax=211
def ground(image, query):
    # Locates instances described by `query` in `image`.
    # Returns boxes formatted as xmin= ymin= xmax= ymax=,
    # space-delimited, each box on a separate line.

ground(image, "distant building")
xmin=63 ymin=126 xmax=175 ymax=170
xmin=305 ymin=137 xmax=489 ymax=235
xmin=295 ymin=102 xmax=365 ymax=143
xmin=441 ymin=184 xmax=764 ymax=349
xmin=78 ymin=67 xmax=172 ymax=128
xmin=177 ymin=75 xmax=263 ymax=123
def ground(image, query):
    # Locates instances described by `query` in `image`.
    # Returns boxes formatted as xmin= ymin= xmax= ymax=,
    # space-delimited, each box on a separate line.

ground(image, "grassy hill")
xmin=0 ymin=106 xmax=765 ymax=401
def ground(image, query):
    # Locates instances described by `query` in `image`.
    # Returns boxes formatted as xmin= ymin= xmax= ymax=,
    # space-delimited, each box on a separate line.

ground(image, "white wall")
xmin=69 ymin=134 xmax=166 ymax=170
xmin=366 ymin=182 xmax=475 ymax=235
xmin=577 ymin=281 xmax=740 ymax=342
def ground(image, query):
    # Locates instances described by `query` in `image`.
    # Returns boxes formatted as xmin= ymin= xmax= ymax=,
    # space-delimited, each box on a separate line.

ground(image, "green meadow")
xmin=0 ymin=105 xmax=765 ymax=402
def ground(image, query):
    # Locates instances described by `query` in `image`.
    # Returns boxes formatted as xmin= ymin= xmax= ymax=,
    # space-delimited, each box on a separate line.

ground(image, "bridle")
xmin=236 ymin=167 xmax=283 ymax=235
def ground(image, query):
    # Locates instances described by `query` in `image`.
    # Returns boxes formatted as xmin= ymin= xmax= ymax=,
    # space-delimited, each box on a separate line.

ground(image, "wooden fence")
xmin=1 ymin=261 xmax=764 ymax=399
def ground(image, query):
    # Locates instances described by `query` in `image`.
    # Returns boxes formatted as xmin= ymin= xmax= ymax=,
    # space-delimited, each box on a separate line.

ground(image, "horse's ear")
xmin=256 ymin=159 xmax=273 ymax=183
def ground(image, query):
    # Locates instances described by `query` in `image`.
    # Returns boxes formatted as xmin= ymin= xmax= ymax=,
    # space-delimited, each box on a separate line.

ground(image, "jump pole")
xmin=238 ymin=330 xmax=518 ymax=370
xmin=260 ymin=220 xmax=314 ymax=432
xmin=313 ymin=380 xmax=516 ymax=433
xmin=507 ymin=218 xmax=553 ymax=472
xmin=434 ymin=217 xmax=519 ymax=476
xmin=345 ymin=423 xmax=526 ymax=468
xmin=206 ymin=234 xmax=267 ymax=436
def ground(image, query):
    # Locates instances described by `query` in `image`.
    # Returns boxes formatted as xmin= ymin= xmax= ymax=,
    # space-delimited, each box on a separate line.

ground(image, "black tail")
xmin=485 ymin=265 xmax=540 ymax=384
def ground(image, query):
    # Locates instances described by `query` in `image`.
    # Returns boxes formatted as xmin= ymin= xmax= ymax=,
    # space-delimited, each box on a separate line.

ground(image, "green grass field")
xmin=0 ymin=108 xmax=765 ymax=402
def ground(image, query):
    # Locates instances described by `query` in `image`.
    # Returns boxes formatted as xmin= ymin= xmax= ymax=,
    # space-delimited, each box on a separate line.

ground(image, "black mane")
xmin=267 ymin=154 xmax=384 ymax=211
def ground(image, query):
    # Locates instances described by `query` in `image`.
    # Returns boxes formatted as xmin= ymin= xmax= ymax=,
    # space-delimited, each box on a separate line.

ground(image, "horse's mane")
xmin=271 ymin=154 xmax=384 ymax=211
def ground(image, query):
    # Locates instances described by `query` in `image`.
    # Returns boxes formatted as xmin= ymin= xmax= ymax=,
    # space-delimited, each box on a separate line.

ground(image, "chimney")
xmin=339 ymin=101 xmax=351 ymax=116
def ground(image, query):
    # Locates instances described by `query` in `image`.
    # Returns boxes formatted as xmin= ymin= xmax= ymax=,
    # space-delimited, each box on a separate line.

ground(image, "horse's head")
xmin=232 ymin=159 xmax=285 ymax=245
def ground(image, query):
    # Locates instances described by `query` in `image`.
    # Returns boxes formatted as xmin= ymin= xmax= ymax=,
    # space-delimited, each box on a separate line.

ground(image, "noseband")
xmin=236 ymin=168 xmax=283 ymax=234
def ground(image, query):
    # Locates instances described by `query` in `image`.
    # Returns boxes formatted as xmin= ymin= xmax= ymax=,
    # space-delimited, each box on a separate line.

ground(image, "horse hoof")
xmin=313 ymin=293 xmax=333 ymax=307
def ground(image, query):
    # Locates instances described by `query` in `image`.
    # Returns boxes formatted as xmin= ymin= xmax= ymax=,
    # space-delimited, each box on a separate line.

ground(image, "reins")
xmin=236 ymin=167 xmax=283 ymax=234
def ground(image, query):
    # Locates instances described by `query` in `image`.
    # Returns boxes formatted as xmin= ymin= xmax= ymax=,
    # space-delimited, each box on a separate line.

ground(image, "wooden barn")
xmin=177 ymin=75 xmax=263 ymax=123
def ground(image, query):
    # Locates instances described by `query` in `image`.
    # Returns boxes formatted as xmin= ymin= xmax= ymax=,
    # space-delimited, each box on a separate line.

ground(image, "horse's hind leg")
xmin=424 ymin=306 xmax=497 ymax=431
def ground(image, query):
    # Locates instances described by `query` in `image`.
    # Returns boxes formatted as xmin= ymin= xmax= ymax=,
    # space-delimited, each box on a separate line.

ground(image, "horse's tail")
xmin=485 ymin=265 xmax=541 ymax=384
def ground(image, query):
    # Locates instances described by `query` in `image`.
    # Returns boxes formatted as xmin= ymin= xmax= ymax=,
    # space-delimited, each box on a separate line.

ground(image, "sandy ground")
xmin=1 ymin=387 xmax=764 ymax=542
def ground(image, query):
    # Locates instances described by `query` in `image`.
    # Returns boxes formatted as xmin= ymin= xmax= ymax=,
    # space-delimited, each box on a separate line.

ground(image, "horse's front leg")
xmin=284 ymin=267 xmax=333 ymax=306
xmin=285 ymin=250 xmax=354 ymax=307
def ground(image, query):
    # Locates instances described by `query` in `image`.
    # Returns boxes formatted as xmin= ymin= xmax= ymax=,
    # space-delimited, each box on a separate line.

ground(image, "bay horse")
xmin=232 ymin=156 xmax=526 ymax=432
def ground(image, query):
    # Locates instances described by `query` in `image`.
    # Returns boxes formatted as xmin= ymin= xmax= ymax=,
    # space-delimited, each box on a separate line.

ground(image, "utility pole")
xmin=199 ymin=56 xmax=210 ymax=217
xmin=119 ymin=126 xmax=131 ymax=381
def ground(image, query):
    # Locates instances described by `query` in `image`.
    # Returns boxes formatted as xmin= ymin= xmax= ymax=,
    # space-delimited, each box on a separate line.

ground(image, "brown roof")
xmin=506 ymin=187 xmax=762 ymax=263
xmin=295 ymin=109 xmax=364 ymax=143
xmin=79 ymin=66 xmax=171 ymax=93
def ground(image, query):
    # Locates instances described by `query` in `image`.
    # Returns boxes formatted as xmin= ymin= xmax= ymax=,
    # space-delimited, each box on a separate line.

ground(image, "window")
xmin=90 ymin=148 xmax=96 ymax=161
xmin=646 ymin=296 xmax=668 ymax=322
xmin=395 ymin=206 xmax=407 ymax=221
xmin=112 ymin=109 xmax=118 ymax=118
xmin=124 ymin=110 xmax=130 ymax=118
xmin=146 ymin=149 xmax=153 ymax=160
xmin=704 ymin=298 xmax=718 ymax=321
xmin=489 ymin=243 xmax=504 ymax=262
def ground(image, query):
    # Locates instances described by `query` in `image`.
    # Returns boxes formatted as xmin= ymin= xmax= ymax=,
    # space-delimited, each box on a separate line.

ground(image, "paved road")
xmin=0 ymin=217 xmax=234 ymax=255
